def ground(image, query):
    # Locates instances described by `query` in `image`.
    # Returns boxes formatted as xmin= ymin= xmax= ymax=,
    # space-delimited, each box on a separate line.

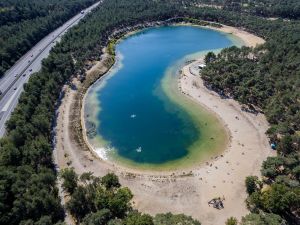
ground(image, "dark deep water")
xmin=90 ymin=26 xmax=234 ymax=164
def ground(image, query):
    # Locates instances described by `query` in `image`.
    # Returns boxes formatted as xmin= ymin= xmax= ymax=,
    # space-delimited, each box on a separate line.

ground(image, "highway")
xmin=0 ymin=1 xmax=101 ymax=137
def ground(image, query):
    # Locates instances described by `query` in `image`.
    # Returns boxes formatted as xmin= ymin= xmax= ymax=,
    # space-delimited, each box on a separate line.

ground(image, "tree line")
xmin=0 ymin=0 xmax=299 ymax=224
xmin=0 ymin=1 xmax=197 ymax=224
xmin=223 ymin=0 xmax=300 ymax=19
xmin=0 ymin=0 xmax=98 ymax=77
xmin=60 ymin=169 xmax=201 ymax=225
xmin=189 ymin=0 xmax=300 ymax=19
xmin=201 ymin=12 xmax=300 ymax=225
xmin=2 ymin=0 xmax=298 ymax=77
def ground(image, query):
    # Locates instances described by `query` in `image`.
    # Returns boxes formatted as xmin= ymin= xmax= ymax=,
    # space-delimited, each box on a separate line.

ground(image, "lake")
xmin=84 ymin=25 xmax=242 ymax=170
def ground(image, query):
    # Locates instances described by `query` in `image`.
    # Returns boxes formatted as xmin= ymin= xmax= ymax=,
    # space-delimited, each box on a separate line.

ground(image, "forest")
xmin=222 ymin=0 xmax=300 ymax=19
xmin=0 ymin=1 xmax=199 ymax=224
xmin=0 ymin=0 xmax=98 ymax=77
xmin=190 ymin=0 xmax=300 ymax=19
xmin=0 ymin=0 xmax=299 ymax=224
xmin=1 ymin=0 xmax=299 ymax=77
xmin=201 ymin=5 xmax=300 ymax=225
xmin=60 ymin=169 xmax=201 ymax=225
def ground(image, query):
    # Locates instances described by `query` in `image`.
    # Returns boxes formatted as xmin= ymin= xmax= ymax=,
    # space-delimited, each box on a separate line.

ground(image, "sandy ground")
xmin=53 ymin=25 xmax=274 ymax=225
xmin=207 ymin=24 xmax=265 ymax=47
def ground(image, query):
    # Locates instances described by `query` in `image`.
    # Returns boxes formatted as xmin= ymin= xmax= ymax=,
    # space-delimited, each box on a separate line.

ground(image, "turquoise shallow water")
xmin=85 ymin=26 xmax=237 ymax=166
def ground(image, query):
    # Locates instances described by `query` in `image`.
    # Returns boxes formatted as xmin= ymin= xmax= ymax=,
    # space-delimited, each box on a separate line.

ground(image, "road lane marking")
xmin=1 ymin=89 xmax=19 ymax=112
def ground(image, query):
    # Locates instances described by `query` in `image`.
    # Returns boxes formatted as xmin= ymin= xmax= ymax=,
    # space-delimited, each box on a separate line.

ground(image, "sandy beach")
xmin=207 ymin=24 xmax=265 ymax=47
xmin=53 ymin=24 xmax=274 ymax=225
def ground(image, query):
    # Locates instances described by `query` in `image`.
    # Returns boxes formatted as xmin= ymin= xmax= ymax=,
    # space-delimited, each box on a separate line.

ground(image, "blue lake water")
xmin=86 ymin=26 xmax=238 ymax=167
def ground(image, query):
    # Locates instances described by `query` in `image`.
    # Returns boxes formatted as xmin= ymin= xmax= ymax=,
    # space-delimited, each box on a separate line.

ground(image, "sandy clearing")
xmin=53 ymin=24 xmax=274 ymax=225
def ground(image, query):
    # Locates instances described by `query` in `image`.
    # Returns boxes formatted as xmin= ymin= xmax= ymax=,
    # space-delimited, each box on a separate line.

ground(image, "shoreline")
xmin=84 ymin=50 xmax=230 ymax=172
xmin=82 ymin=22 xmax=264 ymax=171
xmin=204 ymin=23 xmax=265 ymax=47
xmin=54 ymin=22 xmax=272 ymax=225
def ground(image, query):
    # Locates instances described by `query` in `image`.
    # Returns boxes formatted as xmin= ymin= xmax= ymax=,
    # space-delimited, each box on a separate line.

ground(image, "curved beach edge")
xmin=53 ymin=22 xmax=274 ymax=225
xmin=205 ymin=23 xmax=265 ymax=48
xmin=81 ymin=22 xmax=265 ymax=171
